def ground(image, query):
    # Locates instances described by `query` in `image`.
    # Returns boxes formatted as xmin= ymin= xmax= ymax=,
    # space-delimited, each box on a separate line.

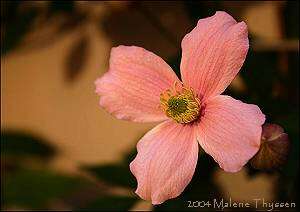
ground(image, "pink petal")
xmin=180 ymin=11 xmax=249 ymax=101
xmin=95 ymin=46 xmax=180 ymax=122
xmin=130 ymin=120 xmax=198 ymax=204
xmin=196 ymin=95 xmax=265 ymax=172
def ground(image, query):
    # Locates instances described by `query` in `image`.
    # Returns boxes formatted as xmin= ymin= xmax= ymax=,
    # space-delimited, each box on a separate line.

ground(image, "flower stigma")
xmin=160 ymin=82 xmax=201 ymax=124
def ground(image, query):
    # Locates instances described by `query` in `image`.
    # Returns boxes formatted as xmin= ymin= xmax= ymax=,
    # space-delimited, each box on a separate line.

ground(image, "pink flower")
xmin=95 ymin=11 xmax=265 ymax=204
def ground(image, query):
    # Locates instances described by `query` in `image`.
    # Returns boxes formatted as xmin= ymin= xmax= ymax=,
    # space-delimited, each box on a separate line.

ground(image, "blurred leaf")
xmin=83 ymin=164 xmax=136 ymax=189
xmin=1 ymin=1 xmax=84 ymax=55
xmin=65 ymin=34 xmax=89 ymax=82
xmin=82 ymin=146 xmax=139 ymax=188
xmin=134 ymin=2 xmax=179 ymax=48
xmin=2 ymin=169 xmax=91 ymax=209
xmin=79 ymin=196 xmax=137 ymax=211
xmin=1 ymin=2 xmax=38 ymax=55
xmin=1 ymin=131 xmax=55 ymax=159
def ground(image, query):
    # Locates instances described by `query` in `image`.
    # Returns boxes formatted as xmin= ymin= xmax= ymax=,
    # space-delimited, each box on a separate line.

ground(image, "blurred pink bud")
xmin=250 ymin=123 xmax=290 ymax=170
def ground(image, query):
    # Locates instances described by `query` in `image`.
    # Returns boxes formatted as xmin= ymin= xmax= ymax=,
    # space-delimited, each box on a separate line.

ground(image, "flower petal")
xmin=180 ymin=11 xmax=249 ymax=101
xmin=130 ymin=120 xmax=198 ymax=204
xmin=196 ymin=95 xmax=265 ymax=172
xmin=95 ymin=46 xmax=180 ymax=122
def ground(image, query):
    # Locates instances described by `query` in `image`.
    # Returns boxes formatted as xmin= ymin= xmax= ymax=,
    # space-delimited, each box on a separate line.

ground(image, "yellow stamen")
xmin=160 ymin=82 xmax=200 ymax=124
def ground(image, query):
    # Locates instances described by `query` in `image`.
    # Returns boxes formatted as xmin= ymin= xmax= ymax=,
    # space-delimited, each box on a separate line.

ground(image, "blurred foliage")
xmin=1 ymin=131 xmax=87 ymax=209
xmin=0 ymin=1 xmax=79 ymax=56
xmin=79 ymin=196 xmax=137 ymax=211
xmin=1 ymin=0 xmax=87 ymax=83
xmin=65 ymin=34 xmax=90 ymax=82
xmin=1 ymin=131 xmax=56 ymax=174
xmin=82 ymin=148 xmax=137 ymax=189
xmin=83 ymin=164 xmax=136 ymax=189
xmin=1 ymin=0 xmax=299 ymax=211
xmin=3 ymin=169 xmax=90 ymax=209
xmin=1 ymin=131 xmax=55 ymax=159
xmin=1 ymin=1 xmax=38 ymax=55
xmin=1 ymin=132 xmax=137 ymax=210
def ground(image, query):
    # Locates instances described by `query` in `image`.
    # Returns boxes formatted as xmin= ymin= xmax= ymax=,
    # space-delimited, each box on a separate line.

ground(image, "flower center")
xmin=160 ymin=83 xmax=201 ymax=124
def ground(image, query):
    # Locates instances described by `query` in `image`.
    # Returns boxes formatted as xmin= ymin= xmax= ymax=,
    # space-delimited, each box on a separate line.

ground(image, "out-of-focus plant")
xmin=250 ymin=123 xmax=290 ymax=170
xmin=1 ymin=131 xmax=138 ymax=210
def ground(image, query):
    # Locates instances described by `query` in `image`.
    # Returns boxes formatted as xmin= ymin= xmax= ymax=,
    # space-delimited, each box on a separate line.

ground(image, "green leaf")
xmin=83 ymin=164 xmax=136 ymax=189
xmin=2 ymin=169 xmax=90 ymax=209
xmin=1 ymin=131 xmax=56 ymax=159
xmin=80 ymin=196 xmax=137 ymax=211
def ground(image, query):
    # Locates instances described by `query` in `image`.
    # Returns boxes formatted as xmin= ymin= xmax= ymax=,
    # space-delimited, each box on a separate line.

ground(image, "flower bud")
xmin=250 ymin=123 xmax=290 ymax=170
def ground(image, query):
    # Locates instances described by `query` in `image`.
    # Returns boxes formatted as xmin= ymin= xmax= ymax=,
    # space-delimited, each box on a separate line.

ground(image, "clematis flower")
xmin=95 ymin=11 xmax=265 ymax=204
